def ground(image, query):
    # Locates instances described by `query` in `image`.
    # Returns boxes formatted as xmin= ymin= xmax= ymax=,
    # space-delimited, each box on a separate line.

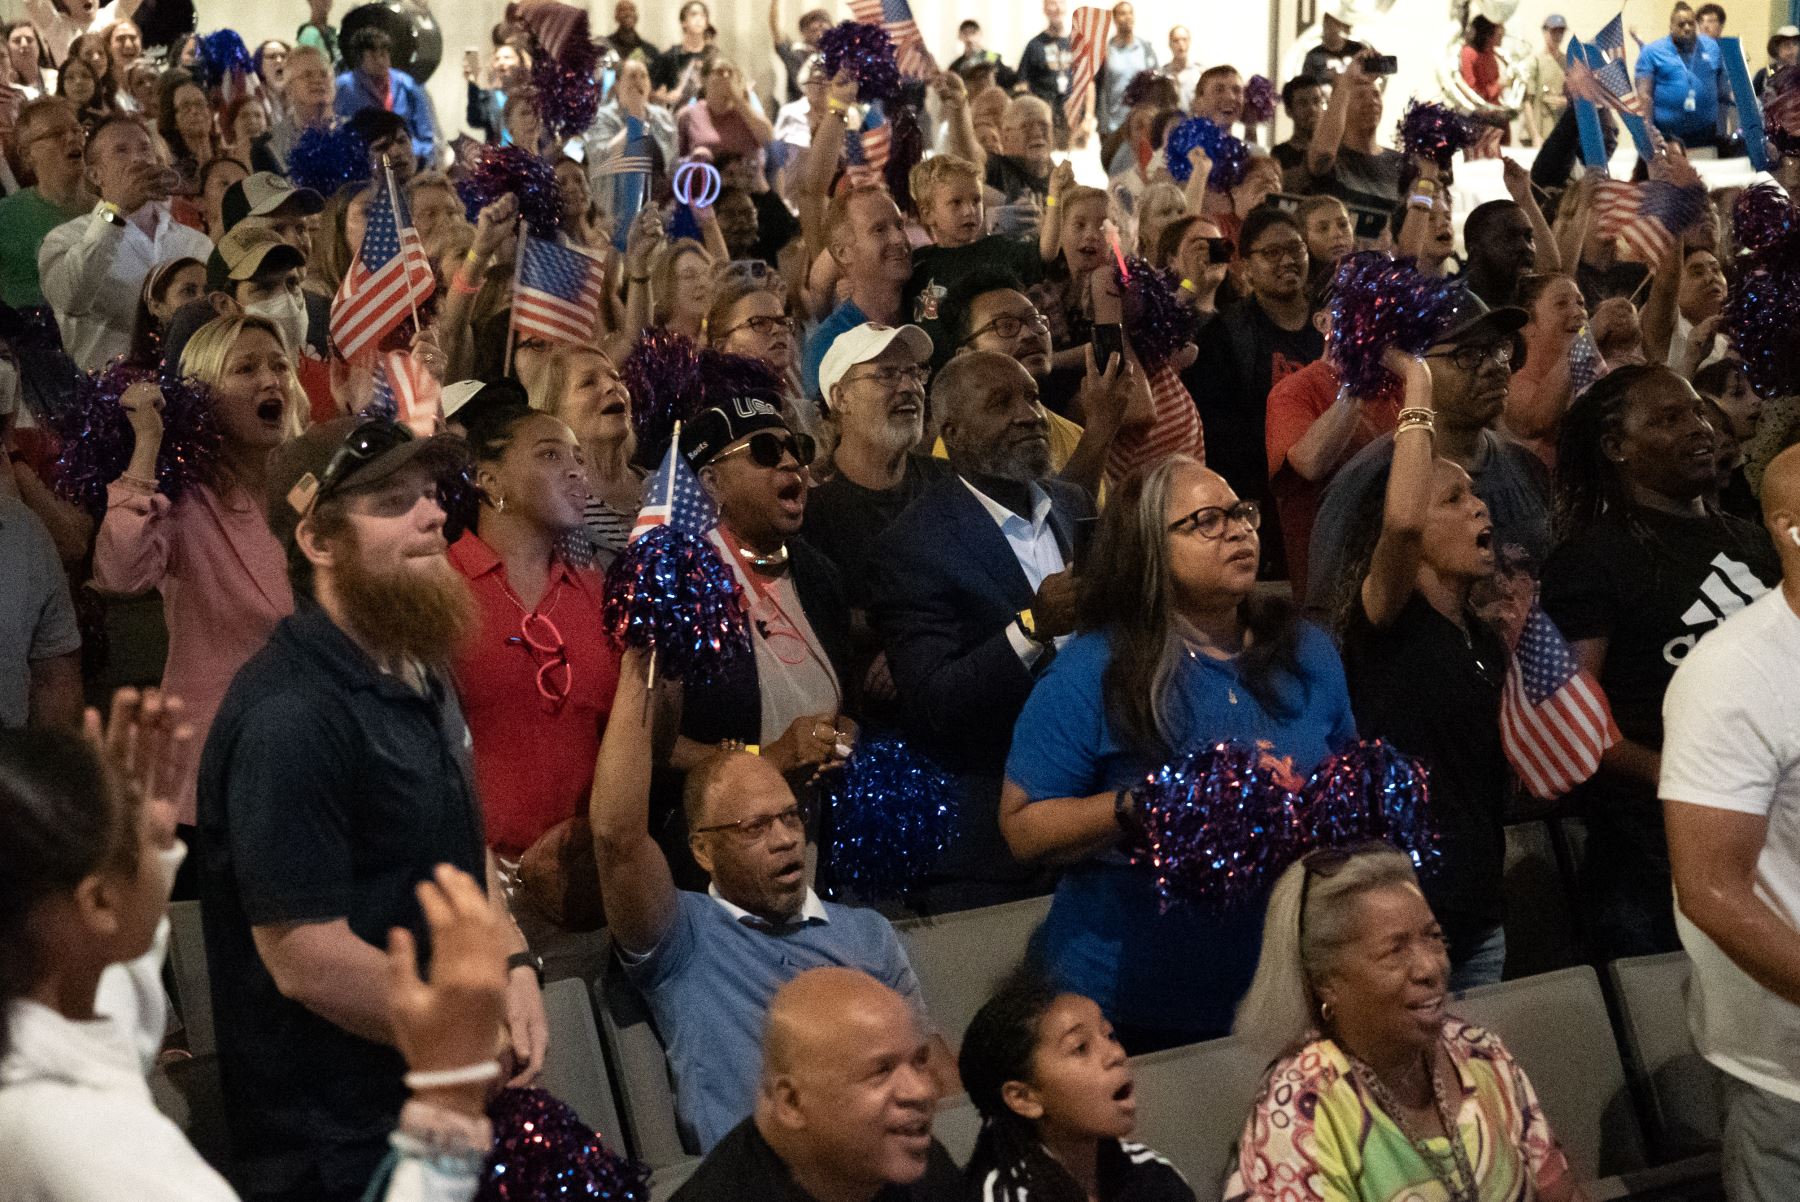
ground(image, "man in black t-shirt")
xmin=672 ymin=969 xmax=959 ymax=1202
xmin=984 ymin=96 xmax=1058 ymax=211
xmin=1188 ymin=208 xmax=1323 ymax=577
xmin=1016 ymin=0 xmax=1074 ymax=145
xmin=604 ymin=0 xmax=659 ymax=65
xmin=196 ymin=418 xmax=548 ymax=1202
xmin=1273 ymin=75 xmax=1327 ymax=179
xmin=1296 ymin=51 xmax=1407 ymax=215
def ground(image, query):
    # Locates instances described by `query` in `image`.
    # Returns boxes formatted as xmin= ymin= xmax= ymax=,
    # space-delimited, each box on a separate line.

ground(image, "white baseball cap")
xmin=817 ymin=322 xmax=934 ymax=403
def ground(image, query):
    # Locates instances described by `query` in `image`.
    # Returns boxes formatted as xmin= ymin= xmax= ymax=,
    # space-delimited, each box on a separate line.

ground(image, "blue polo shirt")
xmin=1635 ymin=34 xmax=1724 ymax=145
xmin=623 ymin=887 xmax=927 ymax=1151
xmin=1005 ymin=624 xmax=1356 ymax=1040
xmin=800 ymin=298 xmax=867 ymax=401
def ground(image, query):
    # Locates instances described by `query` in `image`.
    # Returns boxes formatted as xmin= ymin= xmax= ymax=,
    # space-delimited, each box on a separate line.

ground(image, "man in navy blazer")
xmin=869 ymin=351 xmax=1096 ymax=910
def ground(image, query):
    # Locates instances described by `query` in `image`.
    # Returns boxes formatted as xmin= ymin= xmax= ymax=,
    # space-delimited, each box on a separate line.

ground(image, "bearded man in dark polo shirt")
xmin=195 ymin=416 xmax=548 ymax=1202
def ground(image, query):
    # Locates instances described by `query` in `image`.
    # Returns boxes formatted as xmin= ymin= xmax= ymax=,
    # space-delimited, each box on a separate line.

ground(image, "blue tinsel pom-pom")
xmin=819 ymin=739 xmax=959 ymax=903
xmin=479 ymin=1087 xmax=648 ymax=1201
xmin=287 ymin=125 xmax=372 ymax=197
xmin=601 ymin=526 xmax=753 ymax=683
xmin=1163 ymin=117 xmax=1250 ymax=190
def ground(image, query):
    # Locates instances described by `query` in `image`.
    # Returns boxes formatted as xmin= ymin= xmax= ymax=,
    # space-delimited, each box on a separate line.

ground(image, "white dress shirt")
xmin=960 ymin=477 xmax=1067 ymax=667
xmin=38 ymin=202 xmax=214 ymax=372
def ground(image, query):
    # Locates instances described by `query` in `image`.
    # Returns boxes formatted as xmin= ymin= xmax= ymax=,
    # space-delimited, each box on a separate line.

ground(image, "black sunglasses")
xmin=713 ymin=429 xmax=817 ymax=469
xmin=295 ymin=419 xmax=413 ymax=517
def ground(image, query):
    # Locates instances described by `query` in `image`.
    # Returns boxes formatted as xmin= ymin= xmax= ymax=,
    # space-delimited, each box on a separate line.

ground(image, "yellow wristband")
xmin=1179 ymin=278 xmax=1196 ymax=292
xmin=1044 ymin=196 xmax=1058 ymax=208
xmin=826 ymin=96 xmax=847 ymax=113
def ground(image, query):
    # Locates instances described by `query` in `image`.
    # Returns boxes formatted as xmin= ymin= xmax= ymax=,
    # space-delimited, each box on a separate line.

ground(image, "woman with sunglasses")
xmin=1331 ymin=353 xmax=1512 ymax=989
xmin=1001 ymin=455 xmax=1356 ymax=1053
xmin=706 ymin=271 xmax=817 ymax=443
xmin=1538 ymin=365 xmax=1780 ymax=960
xmin=447 ymin=402 xmax=619 ymax=935
xmin=92 ymin=314 xmax=303 ymax=829
xmin=1226 ymin=844 xmax=1586 ymax=1202
xmin=538 ymin=343 xmax=644 ymax=571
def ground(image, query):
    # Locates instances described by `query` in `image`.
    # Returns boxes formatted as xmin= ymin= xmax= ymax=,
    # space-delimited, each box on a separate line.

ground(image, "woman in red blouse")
xmin=1459 ymin=16 xmax=1505 ymax=105
xmin=447 ymin=402 xmax=620 ymax=933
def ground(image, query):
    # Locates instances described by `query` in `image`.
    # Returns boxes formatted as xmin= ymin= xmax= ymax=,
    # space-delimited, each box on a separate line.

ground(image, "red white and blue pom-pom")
xmin=192 ymin=30 xmax=256 ymax=96
xmin=1164 ymin=117 xmax=1250 ymax=190
xmin=1244 ymin=75 xmax=1278 ymax=125
xmin=818 ymin=20 xmax=901 ymax=103
xmin=1118 ymin=256 xmax=1198 ymax=370
xmin=1327 ymin=251 xmax=1463 ymax=398
xmin=818 ymin=739 xmax=959 ymax=903
xmin=602 ymin=527 xmax=752 ymax=683
xmin=1397 ymin=100 xmax=1478 ymax=171
xmin=621 ymin=328 xmax=702 ymax=463
xmin=1733 ymin=183 xmax=1797 ymax=256
xmin=1297 ymin=739 xmax=1439 ymax=872
xmin=524 ymin=7 xmax=602 ymax=141
xmin=1726 ymin=184 xmax=1800 ymax=397
xmin=459 ymin=145 xmax=561 ymax=237
xmin=48 ymin=365 xmax=221 ymax=519
xmin=287 ymin=124 xmax=371 ymax=197
xmin=1127 ymin=741 xmax=1305 ymax=911
xmin=478 ymin=1087 xmax=648 ymax=1202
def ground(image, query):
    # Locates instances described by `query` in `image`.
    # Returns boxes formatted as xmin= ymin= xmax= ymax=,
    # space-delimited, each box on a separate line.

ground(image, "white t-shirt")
xmin=1660 ymin=587 xmax=1800 ymax=1103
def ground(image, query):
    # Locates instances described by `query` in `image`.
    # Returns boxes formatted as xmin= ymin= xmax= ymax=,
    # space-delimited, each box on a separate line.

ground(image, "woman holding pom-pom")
xmin=1332 ymin=349 xmax=1513 ymax=989
xmin=1000 ymin=455 xmax=1355 ymax=1052
xmin=91 ymin=314 xmax=304 ymax=826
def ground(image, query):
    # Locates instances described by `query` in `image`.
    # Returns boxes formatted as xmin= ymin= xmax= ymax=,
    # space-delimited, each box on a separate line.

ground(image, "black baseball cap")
xmin=680 ymin=397 xmax=790 ymax=469
xmin=1430 ymin=288 xmax=1527 ymax=349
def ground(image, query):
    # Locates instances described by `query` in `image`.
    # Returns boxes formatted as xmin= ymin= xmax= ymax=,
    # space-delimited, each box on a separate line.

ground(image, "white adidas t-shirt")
xmin=1661 ymin=588 xmax=1800 ymax=1103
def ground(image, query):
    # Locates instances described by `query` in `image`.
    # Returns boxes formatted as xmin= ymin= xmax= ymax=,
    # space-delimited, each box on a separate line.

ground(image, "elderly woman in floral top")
xmin=1226 ymin=844 xmax=1588 ymax=1202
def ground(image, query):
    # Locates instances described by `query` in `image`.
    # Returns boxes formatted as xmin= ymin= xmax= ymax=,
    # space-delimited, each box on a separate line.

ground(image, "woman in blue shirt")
xmin=1001 ymin=455 xmax=1355 ymax=1054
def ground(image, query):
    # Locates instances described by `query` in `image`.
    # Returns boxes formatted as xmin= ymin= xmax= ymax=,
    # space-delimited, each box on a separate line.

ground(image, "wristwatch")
xmin=97 ymin=202 xmax=126 ymax=229
xmin=506 ymin=950 xmax=544 ymax=985
xmin=1015 ymin=607 xmax=1054 ymax=646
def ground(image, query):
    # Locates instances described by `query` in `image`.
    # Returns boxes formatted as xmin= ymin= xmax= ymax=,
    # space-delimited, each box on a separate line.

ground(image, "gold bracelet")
xmin=1396 ymin=414 xmax=1436 ymax=435
xmin=1396 ymin=407 xmax=1435 ymax=424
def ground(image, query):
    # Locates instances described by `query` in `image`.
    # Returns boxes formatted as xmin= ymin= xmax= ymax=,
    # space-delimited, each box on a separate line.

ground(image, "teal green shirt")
xmin=0 ymin=188 xmax=91 ymax=308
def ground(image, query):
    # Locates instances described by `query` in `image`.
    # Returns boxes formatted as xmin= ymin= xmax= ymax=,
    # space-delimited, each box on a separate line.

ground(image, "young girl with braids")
xmin=960 ymin=970 xmax=1194 ymax=1202
xmin=1539 ymin=364 xmax=1780 ymax=960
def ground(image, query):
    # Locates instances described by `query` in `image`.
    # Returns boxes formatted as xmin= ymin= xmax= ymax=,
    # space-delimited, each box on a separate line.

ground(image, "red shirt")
xmin=448 ymin=533 xmax=620 ymax=858
xmin=1460 ymin=44 xmax=1503 ymax=103
xmin=1265 ymin=358 xmax=1398 ymax=600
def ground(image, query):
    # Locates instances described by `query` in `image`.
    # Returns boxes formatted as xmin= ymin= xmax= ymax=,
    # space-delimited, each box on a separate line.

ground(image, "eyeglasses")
xmin=961 ymin=310 xmax=1049 ymax=345
xmin=1247 ymin=239 xmax=1307 ymax=263
xmin=1427 ymin=339 xmax=1515 ymax=372
xmin=712 ymin=430 xmax=817 ymax=469
xmin=848 ymin=364 xmax=929 ymax=391
xmin=1167 ymin=499 xmax=1261 ymax=539
xmin=693 ymin=798 xmax=813 ymax=842
xmin=292 ymin=418 xmax=413 ymax=518
xmin=721 ymin=314 xmax=796 ymax=339
xmin=507 ymin=610 xmax=572 ymax=711
xmin=19 ymin=122 xmax=83 ymax=151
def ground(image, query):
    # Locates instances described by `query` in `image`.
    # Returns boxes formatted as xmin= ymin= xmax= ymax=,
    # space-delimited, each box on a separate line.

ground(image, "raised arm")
xmin=91 ymin=382 xmax=174 ymax=597
xmin=998 ymin=778 xmax=1120 ymax=864
xmin=799 ymin=72 xmax=855 ymax=266
xmin=1503 ymin=155 xmax=1562 ymax=274
xmin=1359 ymin=353 xmax=1434 ymax=628
xmin=1306 ymin=55 xmax=1365 ymax=178
xmin=588 ymin=648 xmax=680 ymax=956
xmin=934 ymin=72 xmax=985 ymax=173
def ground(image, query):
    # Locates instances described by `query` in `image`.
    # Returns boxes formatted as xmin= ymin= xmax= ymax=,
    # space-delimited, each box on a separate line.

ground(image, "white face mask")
xmin=243 ymin=289 xmax=308 ymax=357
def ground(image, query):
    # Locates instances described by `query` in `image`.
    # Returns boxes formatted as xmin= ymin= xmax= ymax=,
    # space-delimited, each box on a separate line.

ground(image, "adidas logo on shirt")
xmin=1663 ymin=553 xmax=1770 ymax=665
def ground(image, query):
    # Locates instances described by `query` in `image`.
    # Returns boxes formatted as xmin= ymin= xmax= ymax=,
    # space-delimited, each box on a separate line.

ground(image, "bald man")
xmin=672 ymin=968 xmax=959 ymax=1202
xmin=589 ymin=652 xmax=953 ymax=1153
xmin=1662 ymin=443 xmax=1800 ymax=1200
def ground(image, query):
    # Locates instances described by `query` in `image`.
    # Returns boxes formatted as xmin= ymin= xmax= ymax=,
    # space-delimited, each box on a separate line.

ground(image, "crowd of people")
xmin=5 ymin=0 xmax=1800 ymax=1199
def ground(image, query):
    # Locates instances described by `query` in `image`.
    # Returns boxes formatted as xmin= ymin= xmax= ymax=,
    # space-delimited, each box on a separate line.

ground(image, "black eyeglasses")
xmin=292 ymin=418 xmax=413 ymax=518
xmin=721 ymin=314 xmax=796 ymax=339
xmin=961 ymin=310 xmax=1049 ymax=345
xmin=1427 ymin=339 xmax=1515 ymax=372
xmin=1167 ymin=499 xmax=1261 ymax=539
xmin=693 ymin=798 xmax=814 ymax=842
xmin=712 ymin=430 xmax=817 ymax=469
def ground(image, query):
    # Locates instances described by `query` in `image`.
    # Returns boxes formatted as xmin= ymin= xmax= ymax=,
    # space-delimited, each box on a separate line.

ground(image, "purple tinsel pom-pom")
xmin=1726 ymin=185 xmax=1800 ymax=397
xmin=1733 ymin=184 xmax=1797 ymax=257
xmin=1297 ymin=739 xmax=1439 ymax=872
xmin=1118 ymin=257 xmax=1198 ymax=370
xmin=479 ymin=1087 xmax=648 ymax=1202
xmin=1327 ymin=251 xmax=1463 ymax=398
xmin=819 ymin=20 xmax=900 ymax=103
xmin=1164 ymin=117 xmax=1250 ymax=190
xmin=528 ymin=8 xmax=602 ymax=141
xmin=601 ymin=526 xmax=753 ymax=683
xmin=192 ymin=30 xmax=255 ymax=93
xmin=1128 ymin=741 xmax=1305 ymax=910
xmin=1397 ymin=100 xmax=1478 ymax=171
xmin=622 ymin=329 xmax=702 ymax=460
xmin=1244 ymin=75 xmax=1277 ymax=125
xmin=459 ymin=146 xmax=561 ymax=238
xmin=819 ymin=739 xmax=959 ymax=903
xmin=48 ymin=365 xmax=221 ymax=519
xmin=287 ymin=125 xmax=371 ymax=197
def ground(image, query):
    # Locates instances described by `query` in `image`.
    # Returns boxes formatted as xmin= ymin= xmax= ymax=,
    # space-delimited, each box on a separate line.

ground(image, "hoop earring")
xmin=492 ymin=495 xmax=506 ymax=513
xmin=1319 ymin=1000 xmax=1335 ymax=1025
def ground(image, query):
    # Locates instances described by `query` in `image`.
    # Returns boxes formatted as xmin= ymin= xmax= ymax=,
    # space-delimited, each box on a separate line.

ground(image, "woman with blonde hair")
xmin=535 ymin=343 xmax=644 ymax=569
xmin=1226 ymin=844 xmax=1587 ymax=1201
xmin=91 ymin=314 xmax=304 ymax=824
xmin=646 ymin=236 xmax=713 ymax=339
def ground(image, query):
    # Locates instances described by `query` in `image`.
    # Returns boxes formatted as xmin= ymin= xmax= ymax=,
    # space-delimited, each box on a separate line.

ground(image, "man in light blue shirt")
xmin=589 ymin=649 xmax=953 ymax=1152
xmin=333 ymin=26 xmax=438 ymax=169
xmin=1635 ymin=2 xmax=1726 ymax=147
xmin=1096 ymin=1 xmax=1156 ymax=138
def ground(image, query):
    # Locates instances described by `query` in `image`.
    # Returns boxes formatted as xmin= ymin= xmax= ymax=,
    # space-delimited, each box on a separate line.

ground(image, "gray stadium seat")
xmin=592 ymin=943 xmax=695 ymax=1168
xmin=649 ymin=1157 xmax=702 ymax=1202
xmin=540 ymin=977 xmax=628 ymax=1143
xmin=934 ymin=1095 xmax=981 ymax=1164
xmin=1456 ymin=965 xmax=1648 ymax=1180
xmin=1608 ymin=952 xmax=1726 ymax=1157
xmin=166 ymin=899 xmax=215 ymax=1057
xmin=894 ymin=895 xmax=1053 ymax=1046
xmin=1502 ymin=820 xmax=1583 ymax=978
